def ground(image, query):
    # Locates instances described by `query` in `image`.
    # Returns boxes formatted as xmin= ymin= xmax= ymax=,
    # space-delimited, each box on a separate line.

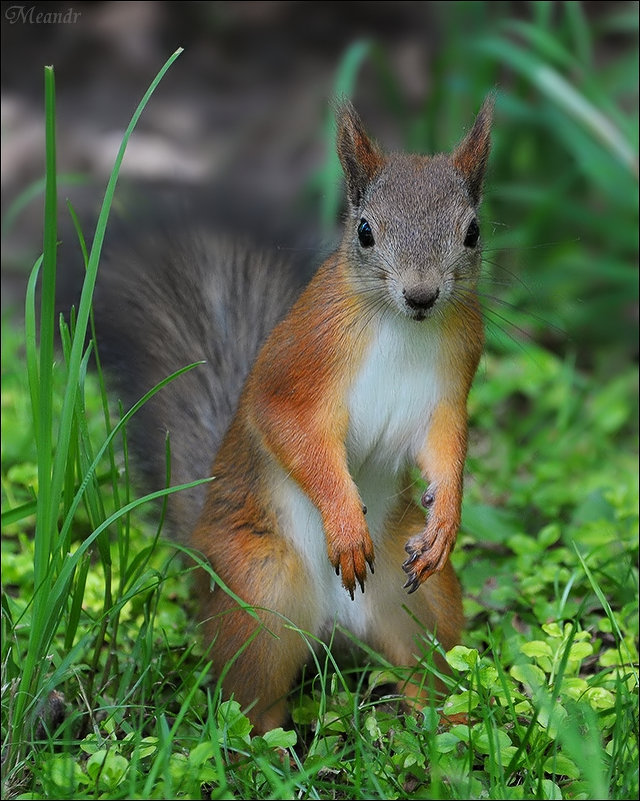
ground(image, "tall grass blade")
xmin=320 ymin=40 xmax=375 ymax=227
xmin=534 ymin=65 xmax=637 ymax=175
xmin=24 ymin=256 xmax=42 ymax=446
xmin=6 ymin=47 xmax=184 ymax=780
xmin=48 ymin=47 xmax=184 ymax=555
xmin=35 ymin=64 xmax=58 ymax=581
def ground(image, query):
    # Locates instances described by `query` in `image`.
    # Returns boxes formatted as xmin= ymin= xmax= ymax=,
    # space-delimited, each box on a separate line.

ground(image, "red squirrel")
xmin=94 ymin=97 xmax=492 ymax=733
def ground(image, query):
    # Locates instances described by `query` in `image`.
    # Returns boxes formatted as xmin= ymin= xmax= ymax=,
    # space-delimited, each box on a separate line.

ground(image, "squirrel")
xmin=92 ymin=96 xmax=493 ymax=734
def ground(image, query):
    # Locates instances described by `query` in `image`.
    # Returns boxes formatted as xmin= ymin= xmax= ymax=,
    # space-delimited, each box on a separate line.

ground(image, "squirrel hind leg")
xmin=205 ymin=606 xmax=308 ymax=734
xmin=193 ymin=532 xmax=319 ymax=735
xmin=364 ymin=504 xmax=464 ymax=714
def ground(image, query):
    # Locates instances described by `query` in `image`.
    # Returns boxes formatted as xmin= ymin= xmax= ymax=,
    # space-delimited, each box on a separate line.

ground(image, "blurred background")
xmin=1 ymin=0 xmax=638 ymax=373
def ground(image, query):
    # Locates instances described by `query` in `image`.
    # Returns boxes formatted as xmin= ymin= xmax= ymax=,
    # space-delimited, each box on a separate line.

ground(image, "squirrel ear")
xmin=336 ymin=100 xmax=385 ymax=208
xmin=452 ymin=94 xmax=494 ymax=205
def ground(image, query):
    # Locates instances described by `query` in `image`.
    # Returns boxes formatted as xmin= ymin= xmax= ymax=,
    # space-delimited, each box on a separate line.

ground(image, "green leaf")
xmin=137 ymin=737 xmax=159 ymax=760
xmin=261 ymin=727 xmax=297 ymax=749
xmin=561 ymin=676 xmax=589 ymax=701
xmin=442 ymin=690 xmax=480 ymax=716
xmin=540 ymin=778 xmax=564 ymax=799
xmin=86 ymin=750 xmax=128 ymax=788
xmin=568 ymin=641 xmax=594 ymax=663
xmin=521 ymin=641 xmax=554 ymax=660
xmin=541 ymin=622 xmax=564 ymax=638
xmin=585 ymin=687 xmax=616 ymax=711
xmin=538 ymin=524 xmax=561 ymax=549
xmin=188 ymin=741 xmax=216 ymax=766
xmin=472 ymin=726 xmax=513 ymax=754
xmin=511 ymin=663 xmax=547 ymax=690
xmin=217 ymin=700 xmax=253 ymax=742
xmin=41 ymin=754 xmax=89 ymax=792
xmin=290 ymin=693 xmax=319 ymax=725
xmin=508 ymin=533 xmax=541 ymax=555
xmin=477 ymin=665 xmax=499 ymax=689
xmin=446 ymin=645 xmax=479 ymax=671
xmin=79 ymin=734 xmax=100 ymax=755
xmin=537 ymin=698 xmax=568 ymax=739
xmin=433 ymin=731 xmax=464 ymax=754
xmin=543 ymin=752 xmax=581 ymax=779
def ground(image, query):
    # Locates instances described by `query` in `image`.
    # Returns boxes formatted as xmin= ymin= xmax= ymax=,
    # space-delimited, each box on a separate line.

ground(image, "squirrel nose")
xmin=402 ymin=285 xmax=440 ymax=313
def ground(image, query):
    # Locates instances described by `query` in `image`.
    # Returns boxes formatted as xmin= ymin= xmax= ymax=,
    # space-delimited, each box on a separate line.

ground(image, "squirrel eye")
xmin=357 ymin=218 xmax=375 ymax=248
xmin=464 ymin=218 xmax=480 ymax=248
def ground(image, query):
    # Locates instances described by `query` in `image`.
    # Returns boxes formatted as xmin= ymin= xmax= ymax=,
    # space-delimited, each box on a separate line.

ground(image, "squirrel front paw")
xmin=326 ymin=514 xmax=375 ymax=600
xmin=402 ymin=518 xmax=457 ymax=594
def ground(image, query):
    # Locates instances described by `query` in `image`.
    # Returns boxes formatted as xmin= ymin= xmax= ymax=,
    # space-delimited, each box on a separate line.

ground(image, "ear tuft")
xmin=335 ymin=99 xmax=385 ymax=208
xmin=452 ymin=93 xmax=495 ymax=205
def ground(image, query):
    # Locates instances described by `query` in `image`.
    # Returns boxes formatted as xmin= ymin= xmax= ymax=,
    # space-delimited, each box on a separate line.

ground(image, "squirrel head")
xmin=336 ymin=96 xmax=493 ymax=322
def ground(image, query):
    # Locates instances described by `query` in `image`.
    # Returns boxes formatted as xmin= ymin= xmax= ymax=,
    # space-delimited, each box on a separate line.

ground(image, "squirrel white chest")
xmin=345 ymin=315 xmax=443 ymax=479
xmin=270 ymin=316 xmax=446 ymax=634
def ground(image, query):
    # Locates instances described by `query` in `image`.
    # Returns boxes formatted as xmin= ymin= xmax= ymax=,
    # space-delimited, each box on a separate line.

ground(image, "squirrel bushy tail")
xmin=92 ymin=224 xmax=304 ymax=537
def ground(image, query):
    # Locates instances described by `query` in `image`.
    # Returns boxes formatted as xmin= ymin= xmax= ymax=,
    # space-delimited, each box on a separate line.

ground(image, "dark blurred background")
xmin=1 ymin=1 xmax=638 ymax=372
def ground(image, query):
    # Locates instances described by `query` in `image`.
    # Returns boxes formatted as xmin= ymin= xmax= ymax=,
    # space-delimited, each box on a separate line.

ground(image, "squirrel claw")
xmin=401 ymin=522 xmax=456 ymax=593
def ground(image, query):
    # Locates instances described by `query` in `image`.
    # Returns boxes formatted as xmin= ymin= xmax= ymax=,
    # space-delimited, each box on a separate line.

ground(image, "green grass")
xmin=1 ymin=3 xmax=638 ymax=799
